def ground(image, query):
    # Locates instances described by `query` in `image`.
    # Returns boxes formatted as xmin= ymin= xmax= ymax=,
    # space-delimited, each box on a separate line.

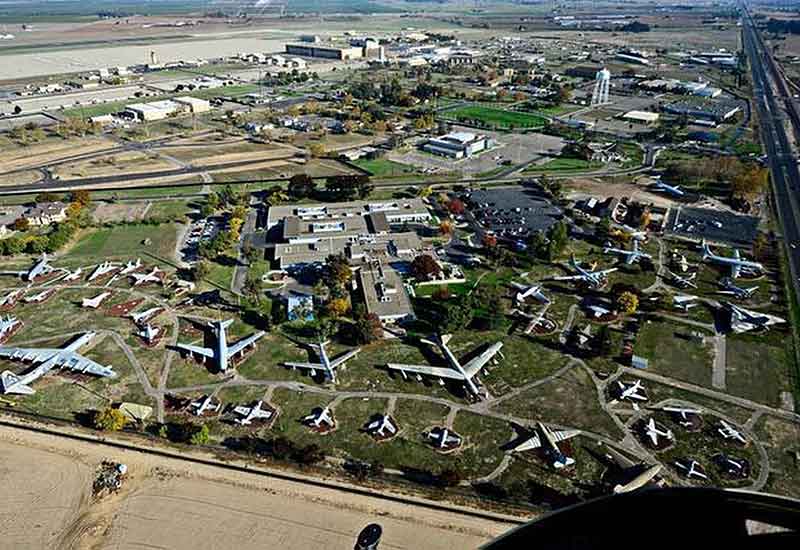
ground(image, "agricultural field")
xmin=440 ymin=105 xmax=547 ymax=130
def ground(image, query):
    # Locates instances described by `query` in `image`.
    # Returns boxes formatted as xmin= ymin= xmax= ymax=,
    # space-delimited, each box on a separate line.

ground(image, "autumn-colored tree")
xmin=482 ymin=233 xmax=498 ymax=249
xmin=327 ymin=297 xmax=350 ymax=318
xmin=616 ymin=291 xmax=639 ymax=315
xmin=446 ymin=198 xmax=466 ymax=216
xmin=10 ymin=218 xmax=29 ymax=232
xmin=308 ymin=142 xmax=326 ymax=158
xmin=431 ymin=286 xmax=451 ymax=301
xmin=417 ymin=186 xmax=433 ymax=199
xmin=411 ymin=254 xmax=442 ymax=281
xmin=93 ymin=407 xmax=127 ymax=431
xmin=439 ymin=219 xmax=455 ymax=236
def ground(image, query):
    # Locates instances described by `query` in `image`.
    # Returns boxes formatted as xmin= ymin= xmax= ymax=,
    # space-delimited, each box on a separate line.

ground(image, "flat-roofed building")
xmin=286 ymin=43 xmax=364 ymax=60
xmin=422 ymin=131 xmax=489 ymax=159
xmin=25 ymin=201 xmax=67 ymax=226
xmin=174 ymin=96 xmax=211 ymax=113
xmin=358 ymin=260 xmax=415 ymax=324
xmin=622 ymin=110 xmax=660 ymax=125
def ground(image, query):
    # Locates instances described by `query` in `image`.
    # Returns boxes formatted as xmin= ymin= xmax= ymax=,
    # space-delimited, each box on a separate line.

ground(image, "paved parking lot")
xmin=666 ymin=206 xmax=760 ymax=246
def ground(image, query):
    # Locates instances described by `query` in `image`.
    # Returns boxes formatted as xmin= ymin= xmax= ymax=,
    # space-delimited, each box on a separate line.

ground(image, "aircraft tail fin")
xmin=701 ymin=240 xmax=711 ymax=259
xmin=1 ymin=371 xmax=34 ymax=395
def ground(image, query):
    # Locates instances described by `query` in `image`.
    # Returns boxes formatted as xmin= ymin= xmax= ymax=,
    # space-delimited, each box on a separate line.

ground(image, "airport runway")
xmin=742 ymin=7 xmax=800 ymax=305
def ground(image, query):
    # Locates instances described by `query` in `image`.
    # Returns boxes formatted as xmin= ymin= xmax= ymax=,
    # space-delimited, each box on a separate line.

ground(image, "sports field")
xmin=441 ymin=105 xmax=547 ymax=130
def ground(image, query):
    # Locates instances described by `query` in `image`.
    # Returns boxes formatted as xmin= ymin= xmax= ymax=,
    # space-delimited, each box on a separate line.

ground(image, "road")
xmin=742 ymin=7 xmax=800 ymax=308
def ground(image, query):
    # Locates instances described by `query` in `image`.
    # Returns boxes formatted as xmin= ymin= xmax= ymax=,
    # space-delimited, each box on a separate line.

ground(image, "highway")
xmin=741 ymin=6 xmax=800 ymax=305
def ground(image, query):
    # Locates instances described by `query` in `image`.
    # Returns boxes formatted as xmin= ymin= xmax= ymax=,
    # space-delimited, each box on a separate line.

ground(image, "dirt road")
xmin=0 ymin=421 xmax=514 ymax=549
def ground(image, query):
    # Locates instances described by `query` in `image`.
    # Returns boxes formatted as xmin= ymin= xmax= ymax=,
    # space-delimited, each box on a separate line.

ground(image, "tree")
xmin=325 ymin=174 xmax=373 ymax=201
xmin=351 ymin=307 xmax=382 ymax=344
xmin=417 ymin=186 xmax=433 ymax=199
xmin=35 ymin=192 xmax=60 ymax=203
xmin=188 ymin=423 xmax=210 ymax=445
xmin=69 ymin=189 xmax=91 ymax=207
xmin=446 ymin=198 xmax=465 ymax=216
xmin=439 ymin=219 xmax=455 ymax=236
xmin=10 ymin=218 xmax=29 ymax=232
xmin=432 ymin=286 xmax=451 ymax=300
xmin=308 ymin=142 xmax=326 ymax=158
xmin=288 ymin=174 xmax=315 ymax=199
xmin=482 ymin=233 xmax=498 ymax=250
xmin=93 ymin=407 xmax=127 ymax=431
xmin=193 ymin=260 xmax=211 ymax=282
xmin=616 ymin=291 xmax=639 ymax=315
xmin=326 ymin=297 xmax=350 ymax=318
xmin=411 ymin=254 xmax=442 ymax=281
xmin=546 ymin=221 xmax=569 ymax=261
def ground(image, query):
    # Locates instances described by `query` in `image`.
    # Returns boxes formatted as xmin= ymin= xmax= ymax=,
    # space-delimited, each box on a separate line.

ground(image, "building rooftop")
xmin=358 ymin=261 xmax=414 ymax=322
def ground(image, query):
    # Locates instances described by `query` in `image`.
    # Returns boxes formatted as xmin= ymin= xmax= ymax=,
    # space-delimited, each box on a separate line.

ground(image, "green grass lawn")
xmin=68 ymin=223 xmax=178 ymax=260
xmin=725 ymin=337 xmax=791 ymax=407
xmin=524 ymin=157 xmax=603 ymax=173
xmin=634 ymin=320 xmax=714 ymax=388
xmin=440 ymin=104 xmax=547 ymax=130
xmin=352 ymin=158 xmax=418 ymax=178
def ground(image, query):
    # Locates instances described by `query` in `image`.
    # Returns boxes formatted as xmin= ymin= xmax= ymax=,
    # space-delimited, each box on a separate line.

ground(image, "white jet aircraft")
xmin=0 ymin=332 xmax=116 ymax=394
xmin=551 ymin=255 xmax=617 ymax=289
xmin=659 ymin=405 xmax=702 ymax=428
xmin=385 ymin=334 xmax=503 ymax=399
xmin=364 ymin=414 xmax=398 ymax=438
xmin=0 ymin=288 xmax=25 ymax=307
xmin=129 ymin=307 xmax=162 ymax=325
xmin=283 ymin=340 xmax=361 ymax=383
xmin=643 ymin=418 xmax=673 ymax=447
xmin=24 ymin=289 xmax=54 ymax=303
xmin=674 ymin=458 xmax=708 ymax=480
xmin=0 ymin=316 xmax=21 ymax=340
xmin=61 ymin=267 xmax=83 ymax=282
xmin=88 ymin=261 xmax=118 ymax=281
xmin=81 ymin=291 xmax=111 ymax=309
xmin=600 ymin=446 xmax=663 ymax=494
xmin=673 ymin=294 xmax=700 ymax=312
xmin=667 ymin=270 xmax=697 ymax=290
xmin=603 ymin=239 xmax=652 ymax=265
xmin=136 ymin=324 xmax=161 ymax=344
xmin=175 ymin=319 xmax=265 ymax=372
xmin=119 ymin=258 xmax=142 ymax=276
xmin=615 ymin=380 xmax=648 ymax=402
xmin=427 ymin=426 xmax=463 ymax=450
xmin=233 ymin=400 xmax=273 ymax=425
xmin=652 ymin=179 xmax=685 ymax=197
xmin=717 ymin=278 xmax=758 ymax=300
xmin=189 ymin=394 xmax=220 ymax=416
xmin=701 ymin=241 xmax=764 ymax=279
xmin=130 ymin=267 xmax=163 ymax=286
xmin=510 ymin=422 xmax=580 ymax=469
xmin=509 ymin=281 xmax=550 ymax=305
xmin=717 ymin=419 xmax=747 ymax=444
xmin=303 ymin=407 xmax=335 ymax=429
xmin=21 ymin=254 xmax=53 ymax=282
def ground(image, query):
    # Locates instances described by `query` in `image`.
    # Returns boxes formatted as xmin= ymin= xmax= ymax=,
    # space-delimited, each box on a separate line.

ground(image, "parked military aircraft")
xmin=724 ymin=302 xmax=786 ymax=333
xmin=717 ymin=278 xmax=758 ymax=300
xmin=667 ymin=270 xmax=697 ymax=290
xmin=88 ymin=261 xmax=118 ymax=281
xmin=189 ymin=394 xmax=220 ymax=416
xmin=385 ymin=334 xmax=503 ymax=399
xmin=130 ymin=267 xmax=163 ymax=286
xmin=0 ymin=288 xmax=24 ymax=307
xmin=552 ymin=256 xmax=617 ymax=289
xmin=24 ymin=289 xmax=54 ymax=303
xmin=81 ymin=291 xmax=111 ymax=309
xmin=659 ymin=405 xmax=703 ymax=428
xmin=674 ymin=458 xmax=708 ymax=480
xmin=175 ymin=319 xmax=265 ymax=372
xmin=136 ymin=323 xmax=161 ymax=344
xmin=603 ymin=239 xmax=652 ymax=265
xmin=510 ymin=281 xmax=550 ymax=305
xmin=427 ymin=426 xmax=463 ymax=450
xmin=364 ymin=414 xmax=398 ymax=438
xmin=284 ymin=340 xmax=361 ymax=383
xmin=701 ymin=241 xmax=764 ymax=279
xmin=119 ymin=258 xmax=142 ymax=276
xmin=20 ymin=254 xmax=53 ymax=282
xmin=61 ymin=267 xmax=83 ymax=282
xmin=510 ymin=422 xmax=580 ymax=469
xmin=232 ymin=400 xmax=273 ymax=426
xmin=0 ymin=331 xmax=116 ymax=394
xmin=303 ymin=407 xmax=335 ymax=429
xmin=595 ymin=445 xmax=664 ymax=494
xmin=717 ymin=419 xmax=747 ymax=444
xmin=615 ymin=379 xmax=648 ymax=402
xmin=129 ymin=307 xmax=162 ymax=325
xmin=652 ymin=179 xmax=685 ymax=197
xmin=0 ymin=316 xmax=21 ymax=340
xmin=713 ymin=454 xmax=748 ymax=477
xmin=642 ymin=418 xmax=673 ymax=447
xmin=673 ymin=294 xmax=700 ymax=312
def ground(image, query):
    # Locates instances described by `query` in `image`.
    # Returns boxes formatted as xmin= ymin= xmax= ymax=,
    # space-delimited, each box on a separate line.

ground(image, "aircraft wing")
xmin=284 ymin=361 xmax=322 ymax=371
xmin=512 ymin=434 xmax=542 ymax=451
xmin=0 ymin=347 xmax=56 ymax=363
xmin=551 ymin=274 xmax=583 ymax=281
xmin=595 ymin=268 xmax=618 ymax=276
xmin=385 ymin=363 xmax=465 ymax=380
xmin=233 ymin=405 xmax=250 ymax=416
xmin=730 ymin=263 xmax=741 ymax=279
xmin=60 ymin=353 xmax=116 ymax=377
xmin=550 ymin=428 xmax=581 ymax=443
xmin=330 ymin=348 xmax=361 ymax=369
xmin=228 ymin=331 xmax=266 ymax=356
xmin=648 ymin=430 xmax=658 ymax=446
xmin=462 ymin=342 xmax=503 ymax=378
xmin=175 ymin=343 xmax=214 ymax=359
